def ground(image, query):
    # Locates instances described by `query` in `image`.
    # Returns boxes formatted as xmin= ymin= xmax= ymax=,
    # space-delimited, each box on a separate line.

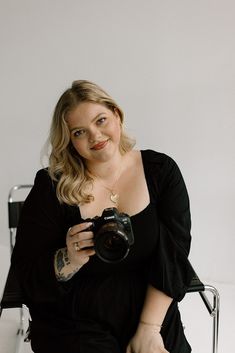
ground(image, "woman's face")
xmin=66 ymin=102 xmax=122 ymax=165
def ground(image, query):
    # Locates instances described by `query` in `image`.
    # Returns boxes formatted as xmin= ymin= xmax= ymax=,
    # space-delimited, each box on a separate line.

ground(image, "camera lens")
xmin=94 ymin=222 xmax=130 ymax=263
xmin=103 ymin=234 xmax=123 ymax=250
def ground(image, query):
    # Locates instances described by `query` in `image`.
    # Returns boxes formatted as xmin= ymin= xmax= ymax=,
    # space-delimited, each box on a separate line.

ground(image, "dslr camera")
xmin=87 ymin=207 xmax=134 ymax=263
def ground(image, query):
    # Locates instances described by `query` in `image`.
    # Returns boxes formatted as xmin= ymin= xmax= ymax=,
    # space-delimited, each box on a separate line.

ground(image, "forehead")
xmin=67 ymin=102 xmax=111 ymax=124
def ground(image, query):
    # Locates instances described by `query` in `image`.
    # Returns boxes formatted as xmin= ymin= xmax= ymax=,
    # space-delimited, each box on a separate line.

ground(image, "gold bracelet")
xmin=140 ymin=320 xmax=163 ymax=329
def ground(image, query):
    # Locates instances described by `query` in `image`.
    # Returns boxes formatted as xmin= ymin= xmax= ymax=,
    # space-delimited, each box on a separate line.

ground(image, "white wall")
xmin=0 ymin=0 xmax=234 ymax=284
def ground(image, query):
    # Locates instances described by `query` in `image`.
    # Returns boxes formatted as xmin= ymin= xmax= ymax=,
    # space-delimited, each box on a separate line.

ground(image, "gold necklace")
xmin=103 ymin=185 xmax=119 ymax=205
xmin=95 ymin=168 xmax=122 ymax=206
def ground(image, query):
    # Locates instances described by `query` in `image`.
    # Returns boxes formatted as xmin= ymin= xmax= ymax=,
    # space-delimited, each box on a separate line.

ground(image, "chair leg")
xmin=14 ymin=306 xmax=26 ymax=353
xmin=199 ymin=285 xmax=220 ymax=353
xmin=19 ymin=306 xmax=25 ymax=334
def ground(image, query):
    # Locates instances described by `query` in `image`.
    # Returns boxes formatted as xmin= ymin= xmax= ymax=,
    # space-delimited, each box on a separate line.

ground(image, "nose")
xmin=88 ymin=127 xmax=102 ymax=143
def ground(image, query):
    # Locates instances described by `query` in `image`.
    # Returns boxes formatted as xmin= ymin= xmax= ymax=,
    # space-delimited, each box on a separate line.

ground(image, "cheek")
xmin=71 ymin=139 xmax=86 ymax=154
xmin=110 ymin=119 xmax=121 ymax=139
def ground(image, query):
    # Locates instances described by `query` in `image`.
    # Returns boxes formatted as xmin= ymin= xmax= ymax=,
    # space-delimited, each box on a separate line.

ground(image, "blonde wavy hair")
xmin=48 ymin=80 xmax=135 ymax=206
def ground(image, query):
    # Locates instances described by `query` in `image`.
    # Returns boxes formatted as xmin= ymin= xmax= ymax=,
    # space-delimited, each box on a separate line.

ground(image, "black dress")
xmin=11 ymin=150 xmax=194 ymax=353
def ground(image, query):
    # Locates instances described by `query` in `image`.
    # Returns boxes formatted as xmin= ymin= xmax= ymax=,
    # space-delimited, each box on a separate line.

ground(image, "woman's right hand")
xmin=54 ymin=222 xmax=95 ymax=281
xmin=126 ymin=323 xmax=169 ymax=353
xmin=66 ymin=222 xmax=95 ymax=267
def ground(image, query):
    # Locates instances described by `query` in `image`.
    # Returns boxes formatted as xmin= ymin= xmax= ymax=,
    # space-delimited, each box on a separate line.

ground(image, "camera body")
xmin=87 ymin=207 xmax=134 ymax=263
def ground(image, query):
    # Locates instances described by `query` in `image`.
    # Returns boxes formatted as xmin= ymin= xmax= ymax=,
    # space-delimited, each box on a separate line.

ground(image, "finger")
xmin=81 ymin=248 xmax=96 ymax=256
xmin=76 ymin=231 xmax=94 ymax=241
xmin=68 ymin=232 xmax=94 ymax=247
xmin=72 ymin=241 xmax=95 ymax=256
xmin=67 ymin=233 xmax=94 ymax=251
xmin=126 ymin=344 xmax=132 ymax=353
xmin=75 ymin=238 xmax=94 ymax=249
xmin=68 ymin=222 xmax=93 ymax=236
xmin=74 ymin=242 xmax=80 ymax=252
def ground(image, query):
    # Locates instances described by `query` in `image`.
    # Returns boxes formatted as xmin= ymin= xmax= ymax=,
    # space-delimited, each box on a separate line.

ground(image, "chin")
xmin=96 ymin=146 xmax=120 ymax=162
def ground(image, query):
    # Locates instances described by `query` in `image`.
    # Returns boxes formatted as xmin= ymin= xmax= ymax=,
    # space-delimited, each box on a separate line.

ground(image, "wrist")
xmin=64 ymin=247 xmax=82 ymax=272
xmin=54 ymin=247 xmax=81 ymax=281
xmin=139 ymin=320 xmax=163 ymax=333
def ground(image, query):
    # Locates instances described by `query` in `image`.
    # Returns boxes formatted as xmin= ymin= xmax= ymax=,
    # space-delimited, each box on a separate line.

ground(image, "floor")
xmin=0 ymin=281 xmax=234 ymax=353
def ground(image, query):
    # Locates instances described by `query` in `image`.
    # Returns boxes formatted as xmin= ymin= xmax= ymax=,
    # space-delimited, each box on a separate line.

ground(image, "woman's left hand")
xmin=126 ymin=323 xmax=169 ymax=353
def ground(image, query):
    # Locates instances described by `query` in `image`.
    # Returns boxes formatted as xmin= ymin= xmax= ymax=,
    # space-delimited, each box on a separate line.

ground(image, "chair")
xmin=1 ymin=185 xmax=33 ymax=352
xmin=186 ymin=274 xmax=220 ymax=353
xmin=0 ymin=185 xmax=220 ymax=353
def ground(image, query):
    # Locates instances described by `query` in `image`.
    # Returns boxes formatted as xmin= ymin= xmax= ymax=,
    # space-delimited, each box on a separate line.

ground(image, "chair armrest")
xmin=187 ymin=274 xmax=205 ymax=293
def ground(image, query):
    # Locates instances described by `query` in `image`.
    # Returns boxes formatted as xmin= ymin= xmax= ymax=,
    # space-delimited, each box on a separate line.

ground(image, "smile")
xmin=91 ymin=140 xmax=109 ymax=150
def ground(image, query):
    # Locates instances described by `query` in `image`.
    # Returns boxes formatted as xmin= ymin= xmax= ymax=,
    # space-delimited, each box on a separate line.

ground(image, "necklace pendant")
xmin=110 ymin=193 xmax=119 ymax=204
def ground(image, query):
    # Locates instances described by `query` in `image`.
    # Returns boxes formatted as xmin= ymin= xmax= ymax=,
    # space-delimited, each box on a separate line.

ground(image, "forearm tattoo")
xmin=56 ymin=249 xmax=66 ymax=273
xmin=54 ymin=248 xmax=79 ymax=282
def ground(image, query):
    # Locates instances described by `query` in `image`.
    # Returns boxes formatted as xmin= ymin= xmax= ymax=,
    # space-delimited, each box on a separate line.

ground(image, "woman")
xmin=12 ymin=80 xmax=194 ymax=353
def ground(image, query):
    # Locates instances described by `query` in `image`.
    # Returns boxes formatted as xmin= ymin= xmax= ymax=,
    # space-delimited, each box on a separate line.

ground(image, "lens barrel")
xmin=94 ymin=222 xmax=130 ymax=263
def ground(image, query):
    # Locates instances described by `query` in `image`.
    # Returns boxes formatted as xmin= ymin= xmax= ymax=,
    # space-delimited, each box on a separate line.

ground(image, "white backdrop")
xmin=0 ymin=0 xmax=234 ymax=285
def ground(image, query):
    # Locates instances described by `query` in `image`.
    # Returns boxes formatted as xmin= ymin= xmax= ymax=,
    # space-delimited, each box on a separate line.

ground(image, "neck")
xmin=86 ymin=152 xmax=125 ymax=182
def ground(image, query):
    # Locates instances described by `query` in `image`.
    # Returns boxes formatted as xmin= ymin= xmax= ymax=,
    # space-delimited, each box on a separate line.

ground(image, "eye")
xmin=72 ymin=129 xmax=86 ymax=138
xmin=96 ymin=117 xmax=107 ymax=125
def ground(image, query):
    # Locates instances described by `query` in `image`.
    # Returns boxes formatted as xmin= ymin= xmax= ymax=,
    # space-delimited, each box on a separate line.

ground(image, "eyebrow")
xmin=69 ymin=112 xmax=106 ymax=132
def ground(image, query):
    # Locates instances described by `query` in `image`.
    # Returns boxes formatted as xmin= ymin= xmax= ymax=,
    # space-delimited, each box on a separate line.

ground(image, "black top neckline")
xmin=77 ymin=150 xmax=152 ymax=221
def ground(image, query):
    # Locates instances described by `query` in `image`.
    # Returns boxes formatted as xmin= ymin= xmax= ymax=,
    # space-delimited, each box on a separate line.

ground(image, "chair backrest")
xmin=8 ymin=185 xmax=33 ymax=253
xmin=0 ymin=185 xmax=32 ymax=315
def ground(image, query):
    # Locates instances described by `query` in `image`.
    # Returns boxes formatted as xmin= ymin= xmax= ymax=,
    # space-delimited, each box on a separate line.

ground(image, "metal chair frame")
xmin=201 ymin=285 xmax=220 ymax=353
xmin=1 ymin=184 xmax=220 ymax=353
xmin=4 ymin=185 xmax=33 ymax=351
xmin=187 ymin=278 xmax=220 ymax=353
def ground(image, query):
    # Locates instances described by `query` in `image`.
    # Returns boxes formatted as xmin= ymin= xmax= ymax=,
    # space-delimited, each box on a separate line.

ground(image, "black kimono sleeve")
xmin=146 ymin=151 xmax=195 ymax=301
xmin=11 ymin=169 xmax=71 ymax=305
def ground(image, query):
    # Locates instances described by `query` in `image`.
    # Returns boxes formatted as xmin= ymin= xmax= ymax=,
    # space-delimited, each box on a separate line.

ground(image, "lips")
xmin=91 ymin=140 xmax=109 ymax=150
